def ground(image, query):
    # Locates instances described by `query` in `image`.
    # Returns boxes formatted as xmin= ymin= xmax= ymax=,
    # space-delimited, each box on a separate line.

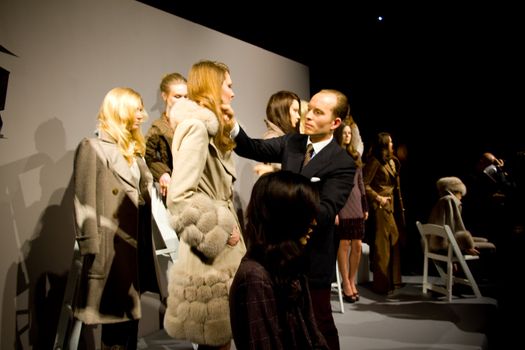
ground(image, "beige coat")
xmin=428 ymin=192 xmax=475 ymax=251
xmin=164 ymin=100 xmax=246 ymax=346
xmin=73 ymin=133 xmax=161 ymax=324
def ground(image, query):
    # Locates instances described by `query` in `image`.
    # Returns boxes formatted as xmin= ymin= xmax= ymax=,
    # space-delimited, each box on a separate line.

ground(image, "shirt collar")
xmin=307 ymin=136 xmax=333 ymax=156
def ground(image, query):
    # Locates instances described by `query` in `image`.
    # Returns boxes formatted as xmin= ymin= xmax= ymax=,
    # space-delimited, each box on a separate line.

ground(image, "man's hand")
xmin=221 ymin=104 xmax=235 ymax=129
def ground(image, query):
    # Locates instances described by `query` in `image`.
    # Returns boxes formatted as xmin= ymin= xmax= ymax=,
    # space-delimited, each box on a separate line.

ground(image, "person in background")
xmin=230 ymin=170 xmax=329 ymax=350
xmin=428 ymin=176 xmax=496 ymax=255
xmin=231 ymin=89 xmax=355 ymax=350
xmin=253 ymin=90 xmax=301 ymax=176
xmin=463 ymin=152 xmax=514 ymax=244
xmin=144 ymin=73 xmax=188 ymax=197
xmin=334 ymin=118 xmax=368 ymax=303
xmin=163 ymin=60 xmax=246 ymax=350
xmin=72 ymin=87 xmax=162 ymax=349
xmin=345 ymin=114 xmax=364 ymax=157
xmin=363 ymin=132 xmax=405 ymax=295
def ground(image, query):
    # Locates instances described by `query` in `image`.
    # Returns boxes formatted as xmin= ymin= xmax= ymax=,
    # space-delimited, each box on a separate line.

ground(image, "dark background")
xmin=138 ymin=0 xmax=522 ymax=274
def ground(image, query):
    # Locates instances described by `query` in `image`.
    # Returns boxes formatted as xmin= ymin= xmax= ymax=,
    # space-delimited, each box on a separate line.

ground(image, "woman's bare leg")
xmin=337 ymin=239 xmax=352 ymax=296
xmin=349 ymin=239 xmax=363 ymax=296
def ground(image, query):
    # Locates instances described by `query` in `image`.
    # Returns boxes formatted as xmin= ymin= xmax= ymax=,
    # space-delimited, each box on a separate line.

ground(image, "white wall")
xmin=0 ymin=0 xmax=309 ymax=347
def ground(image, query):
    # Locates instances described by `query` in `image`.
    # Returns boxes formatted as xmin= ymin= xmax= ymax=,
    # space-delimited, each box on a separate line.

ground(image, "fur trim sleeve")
xmin=170 ymin=192 xmax=233 ymax=260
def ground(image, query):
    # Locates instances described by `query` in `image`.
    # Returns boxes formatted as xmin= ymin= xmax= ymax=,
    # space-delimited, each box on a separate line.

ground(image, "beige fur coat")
xmin=164 ymin=99 xmax=246 ymax=345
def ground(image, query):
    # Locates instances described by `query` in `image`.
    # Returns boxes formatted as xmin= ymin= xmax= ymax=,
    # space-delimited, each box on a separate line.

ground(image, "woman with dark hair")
xmin=229 ymin=171 xmax=329 ymax=350
xmin=363 ymin=132 xmax=405 ymax=295
xmin=253 ymin=90 xmax=301 ymax=176
xmin=334 ymin=118 xmax=368 ymax=303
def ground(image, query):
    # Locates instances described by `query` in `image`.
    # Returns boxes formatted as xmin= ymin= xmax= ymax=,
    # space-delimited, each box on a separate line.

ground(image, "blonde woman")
xmin=73 ymin=87 xmax=162 ymax=349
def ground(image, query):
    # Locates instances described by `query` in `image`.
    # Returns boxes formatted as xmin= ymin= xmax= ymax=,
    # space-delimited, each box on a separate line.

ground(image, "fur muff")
xmin=164 ymin=263 xmax=232 ymax=345
xmin=170 ymin=192 xmax=233 ymax=260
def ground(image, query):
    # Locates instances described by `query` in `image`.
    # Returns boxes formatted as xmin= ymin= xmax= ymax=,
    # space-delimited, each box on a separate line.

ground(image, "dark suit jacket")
xmin=235 ymin=126 xmax=356 ymax=287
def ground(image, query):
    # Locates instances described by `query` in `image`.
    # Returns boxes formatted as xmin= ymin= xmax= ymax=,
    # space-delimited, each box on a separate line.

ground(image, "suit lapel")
xmin=287 ymin=135 xmax=308 ymax=173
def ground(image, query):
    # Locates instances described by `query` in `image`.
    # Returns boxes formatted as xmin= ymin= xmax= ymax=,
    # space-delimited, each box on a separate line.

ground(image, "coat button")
xmin=112 ymin=188 xmax=118 ymax=195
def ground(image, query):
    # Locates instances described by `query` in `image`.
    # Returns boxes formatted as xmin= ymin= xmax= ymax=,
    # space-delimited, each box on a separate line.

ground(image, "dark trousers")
xmin=309 ymin=286 xmax=340 ymax=350
xmin=101 ymin=320 xmax=139 ymax=350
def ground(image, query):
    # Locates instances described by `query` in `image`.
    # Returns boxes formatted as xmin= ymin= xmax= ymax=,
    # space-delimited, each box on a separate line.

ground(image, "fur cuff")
xmin=170 ymin=193 xmax=233 ymax=259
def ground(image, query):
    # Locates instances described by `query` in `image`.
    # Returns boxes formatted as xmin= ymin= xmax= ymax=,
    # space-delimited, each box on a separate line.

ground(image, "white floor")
xmin=138 ymin=275 xmax=498 ymax=350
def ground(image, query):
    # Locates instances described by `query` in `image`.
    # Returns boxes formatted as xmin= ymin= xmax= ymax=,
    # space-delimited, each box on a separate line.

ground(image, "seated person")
xmin=428 ymin=176 xmax=496 ymax=255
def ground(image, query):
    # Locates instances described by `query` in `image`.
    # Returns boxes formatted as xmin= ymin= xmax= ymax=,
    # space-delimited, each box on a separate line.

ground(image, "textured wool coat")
xmin=164 ymin=100 xmax=246 ymax=346
xmin=72 ymin=133 xmax=162 ymax=324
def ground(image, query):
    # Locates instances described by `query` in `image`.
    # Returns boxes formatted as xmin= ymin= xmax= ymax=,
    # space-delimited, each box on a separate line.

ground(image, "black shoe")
xmin=343 ymin=292 xmax=357 ymax=303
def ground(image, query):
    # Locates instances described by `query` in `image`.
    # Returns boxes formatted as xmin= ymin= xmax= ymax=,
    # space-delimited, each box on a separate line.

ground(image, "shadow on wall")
xmin=0 ymin=118 xmax=76 ymax=349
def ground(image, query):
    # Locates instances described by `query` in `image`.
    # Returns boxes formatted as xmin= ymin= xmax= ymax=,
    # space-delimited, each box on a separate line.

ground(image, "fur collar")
xmin=168 ymin=99 xmax=219 ymax=136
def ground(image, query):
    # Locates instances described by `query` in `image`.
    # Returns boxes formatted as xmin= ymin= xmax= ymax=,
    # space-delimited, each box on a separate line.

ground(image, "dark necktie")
xmin=303 ymin=143 xmax=314 ymax=168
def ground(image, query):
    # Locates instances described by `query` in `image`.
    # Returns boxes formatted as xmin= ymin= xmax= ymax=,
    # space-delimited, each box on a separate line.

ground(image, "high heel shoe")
xmin=342 ymin=291 xmax=356 ymax=303
xmin=354 ymin=293 xmax=360 ymax=301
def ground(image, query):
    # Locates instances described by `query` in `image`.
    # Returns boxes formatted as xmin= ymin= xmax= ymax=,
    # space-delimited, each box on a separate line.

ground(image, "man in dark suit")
xmin=230 ymin=89 xmax=355 ymax=350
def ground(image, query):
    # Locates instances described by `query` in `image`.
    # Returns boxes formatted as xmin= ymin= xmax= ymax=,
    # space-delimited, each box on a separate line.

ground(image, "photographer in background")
xmin=463 ymin=152 xmax=515 ymax=246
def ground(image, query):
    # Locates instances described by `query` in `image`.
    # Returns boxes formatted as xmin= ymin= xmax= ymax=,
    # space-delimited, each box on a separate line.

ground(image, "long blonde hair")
xmin=187 ymin=60 xmax=235 ymax=153
xmin=97 ymin=87 xmax=148 ymax=164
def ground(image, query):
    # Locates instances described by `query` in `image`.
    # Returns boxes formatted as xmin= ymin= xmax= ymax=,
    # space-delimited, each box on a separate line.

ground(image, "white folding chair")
xmin=416 ymin=221 xmax=482 ymax=301
xmin=53 ymin=241 xmax=84 ymax=350
xmin=151 ymin=183 xmax=179 ymax=262
xmin=331 ymin=263 xmax=344 ymax=313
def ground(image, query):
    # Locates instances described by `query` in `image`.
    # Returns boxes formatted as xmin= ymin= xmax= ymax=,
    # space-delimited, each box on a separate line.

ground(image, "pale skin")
xmin=289 ymin=99 xmax=301 ymax=128
xmin=131 ymin=104 xmax=145 ymax=131
xmin=336 ymin=125 xmax=369 ymax=300
xmin=158 ymin=83 xmax=188 ymax=196
xmin=303 ymin=92 xmax=341 ymax=142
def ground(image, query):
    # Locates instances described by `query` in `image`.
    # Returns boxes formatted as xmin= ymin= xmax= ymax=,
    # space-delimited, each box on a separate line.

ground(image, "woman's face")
xmin=163 ymin=83 xmax=188 ymax=110
xmin=342 ymin=125 xmax=352 ymax=145
xmin=131 ymin=104 xmax=145 ymax=131
xmin=221 ymin=72 xmax=235 ymax=104
xmin=289 ymin=99 xmax=300 ymax=128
